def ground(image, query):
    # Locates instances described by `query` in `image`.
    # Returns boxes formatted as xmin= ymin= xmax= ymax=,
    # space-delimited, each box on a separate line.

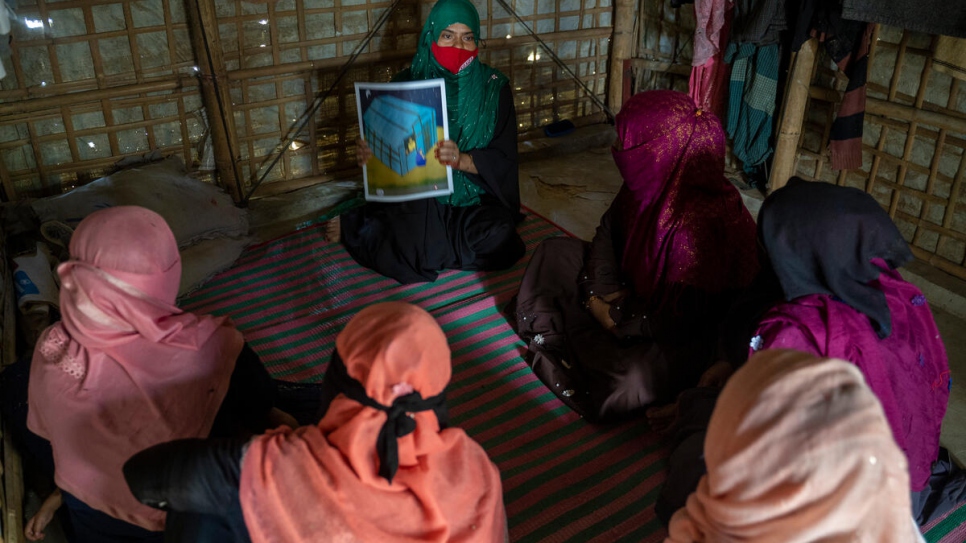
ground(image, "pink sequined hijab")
xmin=27 ymin=206 xmax=243 ymax=530
xmin=611 ymin=90 xmax=758 ymax=310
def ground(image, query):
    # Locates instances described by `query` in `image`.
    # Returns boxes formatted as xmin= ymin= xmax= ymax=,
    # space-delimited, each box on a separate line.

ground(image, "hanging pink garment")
xmin=689 ymin=0 xmax=733 ymax=117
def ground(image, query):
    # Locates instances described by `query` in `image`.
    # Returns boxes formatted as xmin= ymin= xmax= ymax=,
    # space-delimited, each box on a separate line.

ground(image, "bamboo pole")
xmin=629 ymin=58 xmax=690 ymax=76
xmin=910 ymin=246 xmax=966 ymax=282
xmin=809 ymin=86 xmax=966 ymax=135
xmin=2 ymin=259 xmax=14 ymax=369
xmin=2 ymin=419 xmax=22 ymax=543
xmin=0 ymin=77 xmax=194 ymax=118
xmin=608 ymin=0 xmax=637 ymax=112
xmin=769 ymin=38 xmax=818 ymax=192
xmin=184 ymin=0 xmax=244 ymax=203
xmin=227 ymin=50 xmax=417 ymax=81
xmin=0 ymin=160 xmax=15 ymax=204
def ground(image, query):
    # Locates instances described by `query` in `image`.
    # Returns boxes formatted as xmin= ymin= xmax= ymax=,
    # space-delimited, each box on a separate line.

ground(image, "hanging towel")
xmin=825 ymin=23 xmax=871 ymax=171
xmin=725 ymin=42 xmax=780 ymax=173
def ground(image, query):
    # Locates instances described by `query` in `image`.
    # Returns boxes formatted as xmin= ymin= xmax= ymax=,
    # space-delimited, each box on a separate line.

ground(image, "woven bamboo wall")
xmin=219 ymin=0 xmax=613 ymax=192
xmin=796 ymin=26 xmax=966 ymax=280
xmin=0 ymin=0 xmax=207 ymax=200
xmin=629 ymin=0 xmax=693 ymax=95
xmin=0 ymin=0 xmax=613 ymax=200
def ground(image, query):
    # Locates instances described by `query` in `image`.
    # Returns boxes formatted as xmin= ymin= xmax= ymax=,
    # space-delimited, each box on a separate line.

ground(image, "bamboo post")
xmin=184 ymin=0 xmax=244 ymax=203
xmin=769 ymin=37 xmax=818 ymax=192
xmin=0 ymin=162 xmax=15 ymax=204
xmin=2 ymin=418 xmax=22 ymax=543
xmin=2 ymin=264 xmax=13 ymax=369
xmin=608 ymin=0 xmax=637 ymax=113
xmin=808 ymin=86 xmax=966 ymax=136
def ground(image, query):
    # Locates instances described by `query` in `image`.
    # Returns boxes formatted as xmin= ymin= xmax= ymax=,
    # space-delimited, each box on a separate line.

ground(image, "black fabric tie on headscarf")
xmin=322 ymin=350 xmax=449 ymax=484
xmin=758 ymin=178 xmax=913 ymax=338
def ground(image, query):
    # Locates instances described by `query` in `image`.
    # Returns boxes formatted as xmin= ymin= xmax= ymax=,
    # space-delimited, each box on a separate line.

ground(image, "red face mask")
xmin=431 ymin=42 xmax=479 ymax=74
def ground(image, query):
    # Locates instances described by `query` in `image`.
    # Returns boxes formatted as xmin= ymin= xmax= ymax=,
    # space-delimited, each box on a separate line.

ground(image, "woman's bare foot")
xmin=324 ymin=216 xmax=341 ymax=243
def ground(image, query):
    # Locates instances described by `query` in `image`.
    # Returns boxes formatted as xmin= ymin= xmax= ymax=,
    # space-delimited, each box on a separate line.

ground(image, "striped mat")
xmin=181 ymin=211 xmax=964 ymax=543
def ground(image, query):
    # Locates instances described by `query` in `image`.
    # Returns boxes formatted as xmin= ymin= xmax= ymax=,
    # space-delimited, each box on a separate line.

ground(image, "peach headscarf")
xmin=666 ymin=349 xmax=919 ymax=543
xmin=240 ymin=302 xmax=506 ymax=543
xmin=27 ymin=206 xmax=242 ymax=530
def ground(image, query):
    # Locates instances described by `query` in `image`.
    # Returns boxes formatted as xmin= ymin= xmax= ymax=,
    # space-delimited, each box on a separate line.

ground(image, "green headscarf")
xmin=395 ymin=0 xmax=508 ymax=207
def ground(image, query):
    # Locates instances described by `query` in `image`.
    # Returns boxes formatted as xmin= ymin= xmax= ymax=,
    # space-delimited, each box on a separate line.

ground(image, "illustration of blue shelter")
xmin=363 ymin=95 xmax=438 ymax=176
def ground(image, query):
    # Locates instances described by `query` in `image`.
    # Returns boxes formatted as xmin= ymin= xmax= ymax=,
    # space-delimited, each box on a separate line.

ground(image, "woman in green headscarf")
xmin=338 ymin=0 xmax=525 ymax=284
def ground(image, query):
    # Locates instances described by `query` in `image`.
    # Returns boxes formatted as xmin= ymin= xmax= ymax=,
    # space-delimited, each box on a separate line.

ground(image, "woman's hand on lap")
xmin=586 ymin=296 xmax=617 ymax=331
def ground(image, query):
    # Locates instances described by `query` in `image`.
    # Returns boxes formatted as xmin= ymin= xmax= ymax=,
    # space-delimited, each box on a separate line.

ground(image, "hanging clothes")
xmin=730 ymin=0 xmax=787 ymax=45
xmin=793 ymin=1 xmax=871 ymax=171
xmin=724 ymin=42 xmax=780 ymax=173
xmin=842 ymin=0 xmax=966 ymax=39
xmin=689 ymin=0 xmax=733 ymax=117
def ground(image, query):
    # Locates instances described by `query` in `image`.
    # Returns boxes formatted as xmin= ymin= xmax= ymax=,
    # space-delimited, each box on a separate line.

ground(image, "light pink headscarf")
xmin=27 ymin=206 xmax=243 ymax=530
xmin=667 ymin=349 xmax=918 ymax=543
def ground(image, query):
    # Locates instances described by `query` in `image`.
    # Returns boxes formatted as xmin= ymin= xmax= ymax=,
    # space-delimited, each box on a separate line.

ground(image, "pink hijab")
xmin=27 ymin=206 xmax=243 ymax=530
xmin=611 ymin=90 xmax=758 ymax=312
xmin=667 ymin=349 xmax=918 ymax=542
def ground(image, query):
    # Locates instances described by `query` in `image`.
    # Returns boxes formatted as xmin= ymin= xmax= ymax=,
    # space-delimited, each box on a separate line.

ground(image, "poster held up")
xmin=355 ymin=79 xmax=454 ymax=202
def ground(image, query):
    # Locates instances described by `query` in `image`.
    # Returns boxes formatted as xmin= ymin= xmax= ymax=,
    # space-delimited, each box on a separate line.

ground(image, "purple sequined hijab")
xmin=610 ymin=90 xmax=758 ymax=310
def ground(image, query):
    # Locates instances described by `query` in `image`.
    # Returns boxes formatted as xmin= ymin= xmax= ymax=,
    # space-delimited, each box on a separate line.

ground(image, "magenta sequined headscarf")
xmin=612 ymin=90 xmax=758 ymax=310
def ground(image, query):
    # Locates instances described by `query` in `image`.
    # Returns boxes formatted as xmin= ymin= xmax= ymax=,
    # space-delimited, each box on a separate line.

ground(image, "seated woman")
xmin=665 ymin=349 xmax=923 ymax=542
xmin=123 ymin=302 xmax=507 ymax=542
xmin=512 ymin=90 xmax=759 ymax=421
xmin=22 ymin=206 xmax=291 ymax=541
xmin=658 ymin=178 xmax=960 ymax=526
xmin=752 ymin=178 xmax=957 ymax=523
xmin=337 ymin=0 xmax=525 ymax=284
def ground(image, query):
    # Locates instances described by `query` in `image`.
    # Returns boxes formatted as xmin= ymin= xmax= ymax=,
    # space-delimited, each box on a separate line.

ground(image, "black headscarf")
xmin=758 ymin=178 xmax=913 ymax=338
xmin=317 ymin=350 xmax=449 ymax=484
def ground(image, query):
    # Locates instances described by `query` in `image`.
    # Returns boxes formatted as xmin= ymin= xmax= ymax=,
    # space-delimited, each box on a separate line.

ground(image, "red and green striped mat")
xmin=181 ymin=211 xmax=963 ymax=543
